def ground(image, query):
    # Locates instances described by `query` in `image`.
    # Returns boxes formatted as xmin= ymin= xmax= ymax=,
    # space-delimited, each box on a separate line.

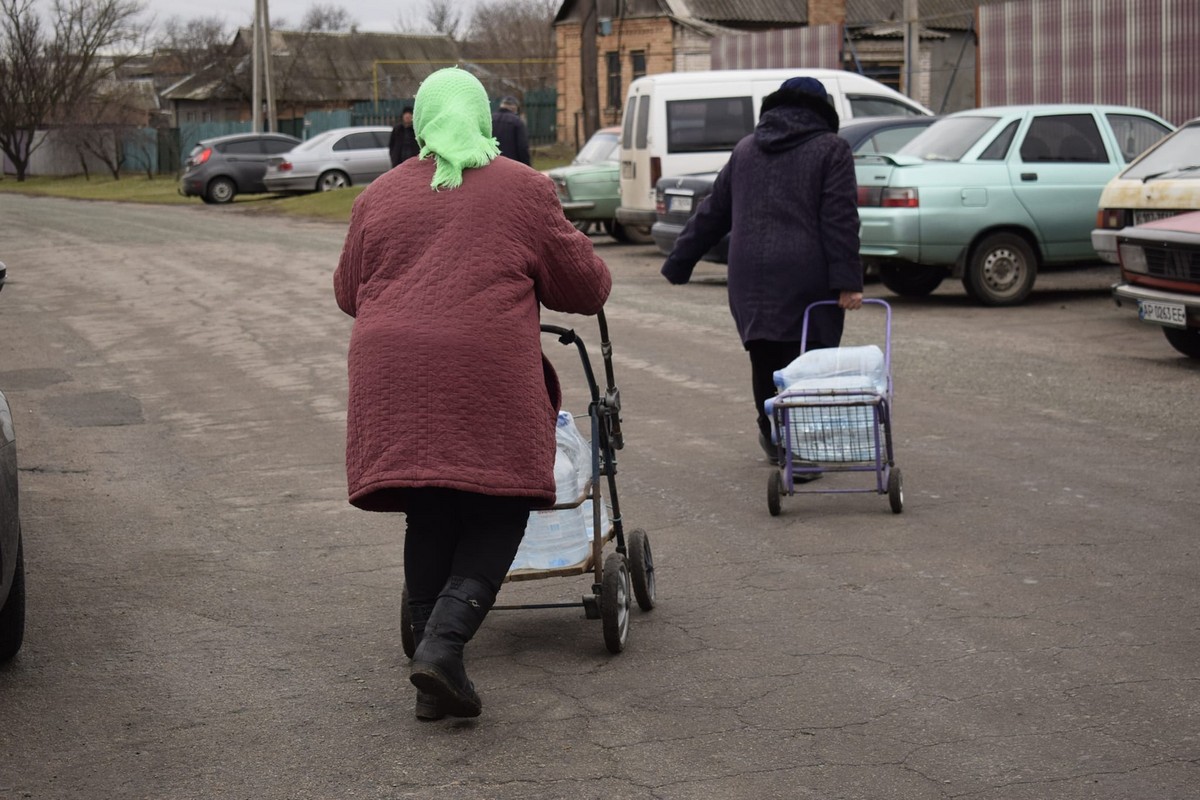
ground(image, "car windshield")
xmin=573 ymin=132 xmax=620 ymax=165
xmin=1119 ymin=123 xmax=1200 ymax=180
xmin=897 ymin=116 xmax=1002 ymax=161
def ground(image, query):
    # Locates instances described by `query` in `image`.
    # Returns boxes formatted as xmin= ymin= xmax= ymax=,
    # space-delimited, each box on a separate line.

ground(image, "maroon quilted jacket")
xmin=334 ymin=156 xmax=612 ymax=512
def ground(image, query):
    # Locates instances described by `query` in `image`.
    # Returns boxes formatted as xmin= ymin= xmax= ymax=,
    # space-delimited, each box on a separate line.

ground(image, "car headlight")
xmin=1118 ymin=242 xmax=1149 ymax=275
xmin=553 ymin=177 xmax=570 ymax=201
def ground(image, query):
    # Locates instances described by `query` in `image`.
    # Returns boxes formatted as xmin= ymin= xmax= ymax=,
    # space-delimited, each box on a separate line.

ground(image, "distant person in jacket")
xmin=334 ymin=68 xmax=611 ymax=722
xmin=660 ymin=77 xmax=864 ymax=466
xmin=388 ymin=106 xmax=419 ymax=167
xmin=491 ymin=95 xmax=531 ymax=165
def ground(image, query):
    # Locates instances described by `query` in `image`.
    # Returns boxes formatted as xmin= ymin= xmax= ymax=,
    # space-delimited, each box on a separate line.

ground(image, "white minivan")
xmin=615 ymin=68 xmax=933 ymax=229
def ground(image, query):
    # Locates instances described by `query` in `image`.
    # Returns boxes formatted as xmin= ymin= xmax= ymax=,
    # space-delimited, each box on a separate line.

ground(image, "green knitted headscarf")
xmin=413 ymin=67 xmax=501 ymax=190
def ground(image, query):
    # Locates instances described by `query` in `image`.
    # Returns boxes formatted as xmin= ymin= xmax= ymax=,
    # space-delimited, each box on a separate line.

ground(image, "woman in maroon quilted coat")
xmin=334 ymin=68 xmax=611 ymax=721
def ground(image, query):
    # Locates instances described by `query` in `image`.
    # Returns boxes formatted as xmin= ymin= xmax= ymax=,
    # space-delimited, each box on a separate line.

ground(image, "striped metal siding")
xmin=979 ymin=0 xmax=1200 ymax=125
xmin=710 ymin=25 xmax=843 ymax=70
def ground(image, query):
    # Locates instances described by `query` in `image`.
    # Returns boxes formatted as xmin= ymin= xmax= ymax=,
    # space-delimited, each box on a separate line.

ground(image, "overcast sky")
xmin=138 ymin=0 xmax=483 ymax=35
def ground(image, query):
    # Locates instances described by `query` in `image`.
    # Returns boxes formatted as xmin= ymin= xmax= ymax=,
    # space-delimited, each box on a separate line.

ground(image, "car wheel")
xmin=205 ymin=177 xmax=237 ymax=204
xmin=317 ymin=170 xmax=350 ymax=192
xmin=1162 ymin=326 xmax=1200 ymax=359
xmin=572 ymin=220 xmax=593 ymax=234
xmin=878 ymin=263 xmax=945 ymax=297
xmin=0 ymin=530 xmax=25 ymax=662
xmin=606 ymin=219 xmax=653 ymax=244
xmin=963 ymin=232 xmax=1038 ymax=306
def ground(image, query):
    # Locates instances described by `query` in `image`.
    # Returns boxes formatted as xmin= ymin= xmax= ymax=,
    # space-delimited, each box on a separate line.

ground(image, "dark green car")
xmin=549 ymin=127 xmax=650 ymax=243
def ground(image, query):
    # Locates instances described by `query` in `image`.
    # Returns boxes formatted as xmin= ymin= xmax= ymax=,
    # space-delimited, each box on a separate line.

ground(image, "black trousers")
xmin=747 ymin=338 xmax=834 ymax=440
xmin=403 ymin=488 xmax=532 ymax=605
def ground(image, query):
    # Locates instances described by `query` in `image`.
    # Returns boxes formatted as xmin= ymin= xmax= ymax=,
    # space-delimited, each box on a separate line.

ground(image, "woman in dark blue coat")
xmin=661 ymin=77 xmax=865 ymax=464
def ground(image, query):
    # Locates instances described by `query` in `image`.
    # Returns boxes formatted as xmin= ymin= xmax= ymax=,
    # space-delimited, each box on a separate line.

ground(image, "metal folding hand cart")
xmin=766 ymin=299 xmax=904 ymax=516
xmin=401 ymin=310 xmax=655 ymax=655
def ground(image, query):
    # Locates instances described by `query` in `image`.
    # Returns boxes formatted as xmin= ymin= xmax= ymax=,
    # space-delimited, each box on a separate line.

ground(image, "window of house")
xmin=606 ymin=51 xmax=621 ymax=110
xmin=631 ymin=50 xmax=646 ymax=80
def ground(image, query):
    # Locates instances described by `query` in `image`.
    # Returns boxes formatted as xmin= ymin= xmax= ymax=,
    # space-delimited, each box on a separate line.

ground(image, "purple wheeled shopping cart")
xmin=765 ymin=299 xmax=903 ymax=516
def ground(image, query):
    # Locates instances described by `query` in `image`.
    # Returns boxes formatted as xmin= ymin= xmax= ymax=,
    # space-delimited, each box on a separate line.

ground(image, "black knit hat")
xmin=760 ymin=77 xmax=840 ymax=132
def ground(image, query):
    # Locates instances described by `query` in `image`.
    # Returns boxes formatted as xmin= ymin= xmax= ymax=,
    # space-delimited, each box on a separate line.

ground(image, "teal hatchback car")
xmin=857 ymin=104 xmax=1173 ymax=305
xmin=549 ymin=127 xmax=650 ymax=243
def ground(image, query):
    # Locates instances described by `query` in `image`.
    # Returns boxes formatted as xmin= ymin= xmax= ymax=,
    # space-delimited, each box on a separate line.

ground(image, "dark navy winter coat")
xmin=662 ymin=101 xmax=864 ymax=346
xmin=491 ymin=108 xmax=531 ymax=165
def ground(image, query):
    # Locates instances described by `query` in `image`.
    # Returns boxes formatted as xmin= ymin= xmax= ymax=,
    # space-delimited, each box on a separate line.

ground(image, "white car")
xmin=263 ymin=126 xmax=393 ymax=193
xmin=1093 ymin=117 xmax=1200 ymax=263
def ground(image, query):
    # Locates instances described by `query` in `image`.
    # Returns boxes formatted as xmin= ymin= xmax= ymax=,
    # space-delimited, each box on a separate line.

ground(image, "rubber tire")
xmin=601 ymin=552 xmax=630 ymax=654
xmin=317 ymin=170 xmax=350 ymax=192
xmin=205 ymin=176 xmax=236 ymax=204
xmin=606 ymin=219 xmax=653 ymax=244
xmin=400 ymin=583 xmax=415 ymax=659
xmin=0 ymin=532 xmax=25 ymax=663
xmin=1162 ymin=326 xmax=1200 ymax=359
xmin=963 ymin=232 xmax=1037 ymax=306
xmin=572 ymin=220 xmax=593 ymax=234
xmin=767 ymin=471 xmax=783 ymax=517
xmin=887 ymin=467 xmax=904 ymax=515
xmin=627 ymin=529 xmax=656 ymax=611
xmin=879 ymin=263 xmax=945 ymax=297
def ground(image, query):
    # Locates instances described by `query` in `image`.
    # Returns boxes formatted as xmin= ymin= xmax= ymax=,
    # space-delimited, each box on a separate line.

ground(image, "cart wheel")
xmin=400 ymin=583 xmax=415 ymax=659
xmin=888 ymin=467 xmax=904 ymax=514
xmin=601 ymin=552 xmax=631 ymax=653
xmin=767 ymin=471 xmax=783 ymax=517
xmin=627 ymin=529 xmax=656 ymax=611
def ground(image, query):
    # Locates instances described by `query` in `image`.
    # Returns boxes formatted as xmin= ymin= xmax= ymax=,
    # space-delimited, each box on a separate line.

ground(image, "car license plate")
xmin=1137 ymin=299 xmax=1187 ymax=328
xmin=1132 ymin=210 xmax=1177 ymax=226
xmin=669 ymin=195 xmax=693 ymax=213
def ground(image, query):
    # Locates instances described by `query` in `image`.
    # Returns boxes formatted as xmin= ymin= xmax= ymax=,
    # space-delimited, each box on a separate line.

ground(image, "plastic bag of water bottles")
xmin=510 ymin=412 xmax=593 ymax=570
xmin=773 ymin=344 xmax=886 ymax=394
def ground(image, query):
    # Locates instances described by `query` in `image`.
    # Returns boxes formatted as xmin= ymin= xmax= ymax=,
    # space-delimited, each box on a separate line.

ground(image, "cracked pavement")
xmin=0 ymin=195 xmax=1196 ymax=799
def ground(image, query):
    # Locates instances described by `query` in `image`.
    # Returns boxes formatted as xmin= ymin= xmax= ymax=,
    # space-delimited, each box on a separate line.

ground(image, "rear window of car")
xmin=263 ymin=138 xmax=298 ymax=155
xmin=295 ymin=132 xmax=335 ymax=151
xmin=666 ymin=97 xmax=753 ymax=153
xmin=847 ymin=95 xmax=927 ymax=118
xmin=1115 ymin=120 xmax=1193 ymax=178
xmin=221 ymin=140 xmax=262 ymax=155
xmin=898 ymin=116 xmax=1001 ymax=161
xmin=333 ymin=132 xmax=385 ymax=151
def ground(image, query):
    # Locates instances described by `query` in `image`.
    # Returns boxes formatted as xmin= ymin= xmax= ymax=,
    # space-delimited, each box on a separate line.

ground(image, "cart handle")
xmin=800 ymin=298 xmax=893 ymax=377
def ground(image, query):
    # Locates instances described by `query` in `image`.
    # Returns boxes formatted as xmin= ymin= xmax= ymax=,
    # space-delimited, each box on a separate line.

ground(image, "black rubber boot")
xmin=409 ymin=576 xmax=495 ymax=718
xmin=407 ymin=601 xmax=444 ymax=721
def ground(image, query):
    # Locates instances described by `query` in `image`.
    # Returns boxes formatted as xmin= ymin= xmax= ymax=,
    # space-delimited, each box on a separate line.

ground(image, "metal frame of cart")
xmin=766 ymin=299 xmax=904 ymax=516
xmin=402 ymin=310 xmax=655 ymax=655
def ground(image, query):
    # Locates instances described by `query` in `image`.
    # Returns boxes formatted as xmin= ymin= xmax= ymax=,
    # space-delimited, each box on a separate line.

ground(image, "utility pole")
xmin=903 ymin=0 xmax=919 ymax=100
xmin=580 ymin=0 xmax=600 ymax=140
xmin=251 ymin=0 xmax=277 ymax=132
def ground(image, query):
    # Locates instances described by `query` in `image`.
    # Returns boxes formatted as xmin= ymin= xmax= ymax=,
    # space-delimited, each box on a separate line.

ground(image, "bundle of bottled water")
xmin=510 ymin=411 xmax=607 ymax=570
xmin=765 ymin=345 xmax=887 ymax=463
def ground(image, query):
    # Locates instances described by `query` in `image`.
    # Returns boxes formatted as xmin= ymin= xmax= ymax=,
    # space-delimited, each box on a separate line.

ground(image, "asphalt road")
xmin=1 ymin=194 xmax=1197 ymax=799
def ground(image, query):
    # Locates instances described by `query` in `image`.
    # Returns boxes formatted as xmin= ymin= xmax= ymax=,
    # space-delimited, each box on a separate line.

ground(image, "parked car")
xmin=855 ymin=104 xmax=1172 ymax=305
xmin=617 ymin=68 xmax=933 ymax=233
xmin=1093 ymin=118 xmax=1200 ymax=263
xmin=1111 ymin=210 xmax=1200 ymax=359
xmin=548 ymin=126 xmax=649 ymax=243
xmin=179 ymin=131 xmax=301 ymax=204
xmin=0 ymin=262 xmax=26 ymax=662
xmin=652 ymin=115 xmax=941 ymax=261
xmin=263 ymin=126 xmax=393 ymax=193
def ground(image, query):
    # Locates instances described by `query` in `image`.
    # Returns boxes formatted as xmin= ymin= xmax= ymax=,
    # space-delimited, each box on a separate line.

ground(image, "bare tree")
xmin=464 ymin=0 xmax=557 ymax=94
xmin=0 ymin=0 xmax=146 ymax=181
xmin=59 ymin=78 xmax=148 ymax=179
xmin=301 ymin=3 xmax=355 ymax=33
xmin=426 ymin=0 xmax=461 ymax=39
xmin=155 ymin=14 xmax=230 ymax=74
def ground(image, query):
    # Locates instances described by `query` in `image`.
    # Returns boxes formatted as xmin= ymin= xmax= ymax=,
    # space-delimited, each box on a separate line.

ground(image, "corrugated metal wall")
xmin=979 ymin=0 xmax=1200 ymax=125
xmin=710 ymin=25 xmax=843 ymax=70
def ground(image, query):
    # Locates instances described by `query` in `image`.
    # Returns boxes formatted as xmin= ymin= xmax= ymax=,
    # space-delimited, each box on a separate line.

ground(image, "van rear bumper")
xmin=616 ymin=206 xmax=656 ymax=228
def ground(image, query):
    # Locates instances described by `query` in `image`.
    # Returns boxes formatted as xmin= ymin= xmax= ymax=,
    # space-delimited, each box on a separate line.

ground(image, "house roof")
xmin=670 ymin=0 xmax=809 ymax=24
xmin=163 ymin=28 xmax=461 ymax=105
xmin=847 ymin=1 xmax=1002 ymax=30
